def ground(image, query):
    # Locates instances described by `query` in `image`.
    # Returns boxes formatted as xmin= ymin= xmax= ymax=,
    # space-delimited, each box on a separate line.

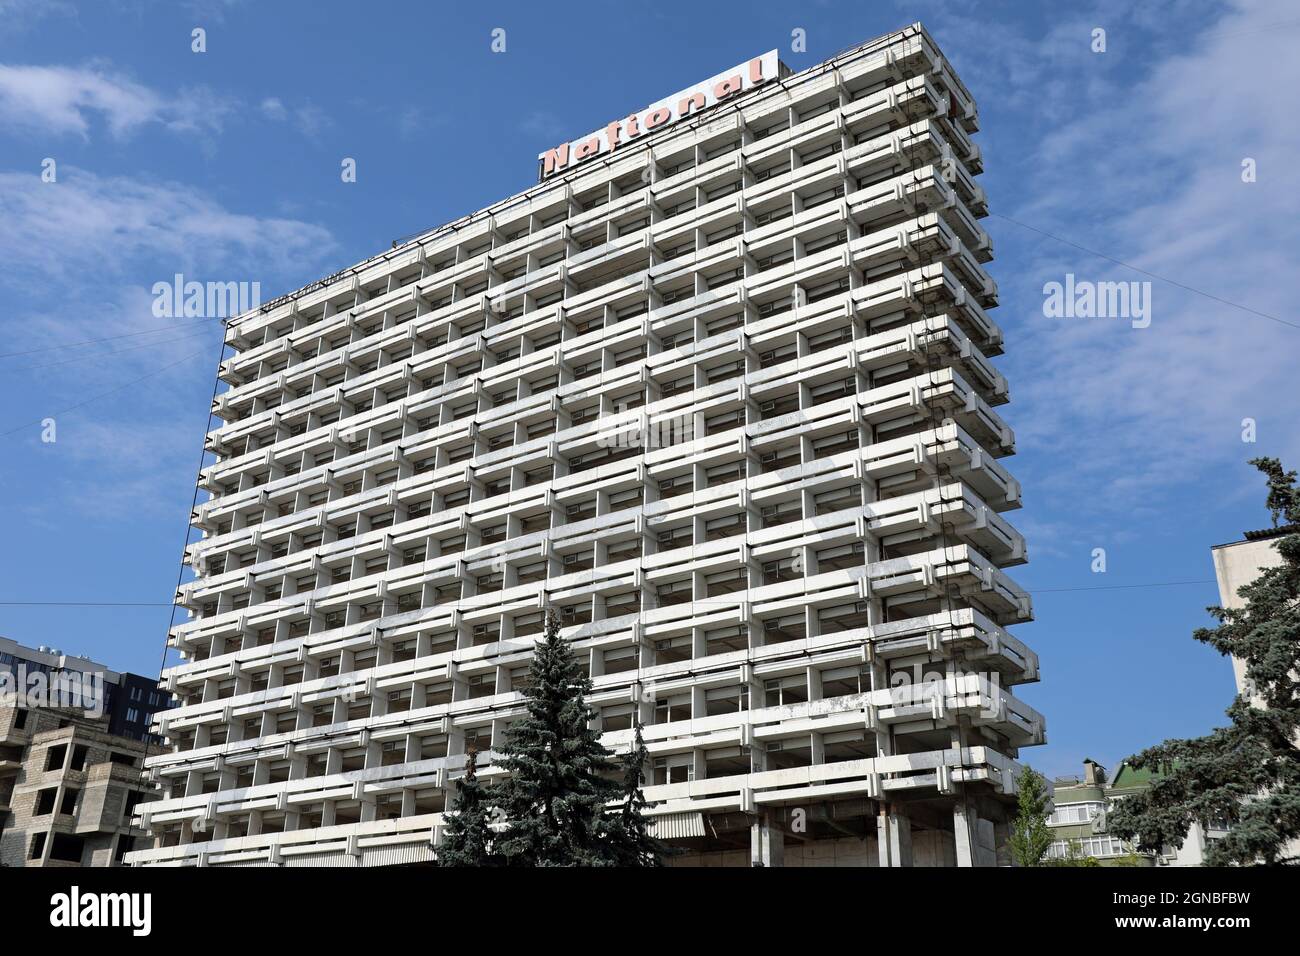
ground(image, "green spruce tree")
xmin=603 ymin=722 xmax=670 ymax=866
xmin=1009 ymin=766 xmax=1053 ymax=867
xmin=435 ymin=745 xmax=499 ymax=866
xmin=491 ymin=608 xmax=624 ymax=866
xmin=1109 ymin=458 xmax=1300 ymax=865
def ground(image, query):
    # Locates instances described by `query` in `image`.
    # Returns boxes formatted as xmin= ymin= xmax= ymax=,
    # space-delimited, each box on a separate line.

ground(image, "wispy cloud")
xmin=0 ymin=0 xmax=77 ymax=37
xmin=397 ymin=105 xmax=427 ymax=140
xmin=519 ymin=110 xmax=565 ymax=142
xmin=0 ymin=167 xmax=335 ymax=291
xmin=0 ymin=166 xmax=335 ymax=518
xmin=260 ymin=94 xmax=331 ymax=136
xmin=259 ymin=96 xmax=287 ymax=121
xmin=0 ymin=62 xmax=234 ymax=139
xmin=911 ymin=0 xmax=1300 ymax=520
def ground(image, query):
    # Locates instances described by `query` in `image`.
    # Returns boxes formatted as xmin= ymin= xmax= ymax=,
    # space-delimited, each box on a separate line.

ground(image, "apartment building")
xmin=1048 ymin=758 xmax=1225 ymax=866
xmin=1046 ymin=760 xmax=1128 ymax=864
xmin=1210 ymin=522 xmax=1299 ymax=864
xmin=129 ymin=23 xmax=1041 ymax=868
xmin=1212 ymin=525 xmax=1294 ymax=701
xmin=0 ymin=638 xmax=161 ymax=866
xmin=0 ymin=637 xmax=166 ymax=747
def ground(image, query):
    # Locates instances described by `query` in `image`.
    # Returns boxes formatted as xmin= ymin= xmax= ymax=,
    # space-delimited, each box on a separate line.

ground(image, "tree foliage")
xmin=602 ymin=722 xmax=672 ymax=866
xmin=1009 ymin=766 xmax=1053 ymax=867
xmin=1109 ymin=458 xmax=1300 ymax=865
xmin=435 ymin=745 xmax=500 ymax=866
xmin=488 ymin=609 xmax=666 ymax=866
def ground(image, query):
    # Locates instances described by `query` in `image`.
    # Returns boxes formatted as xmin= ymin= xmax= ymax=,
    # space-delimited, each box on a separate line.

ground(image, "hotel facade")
xmin=129 ymin=23 xmax=1041 ymax=868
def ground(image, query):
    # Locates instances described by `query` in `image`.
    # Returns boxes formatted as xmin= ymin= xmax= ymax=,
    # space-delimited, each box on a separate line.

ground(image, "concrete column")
xmin=954 ymin=798 xmax=997 ymax=866
xmin=954 ymin=799 xmax=976 ymax=867
xmin=751 ymin=813 xmax=784 ymax=867
xmin=877 ymin=804 xmax=912 ymax=867
xmin=993 ymin=818 xmax=1013 ymax=867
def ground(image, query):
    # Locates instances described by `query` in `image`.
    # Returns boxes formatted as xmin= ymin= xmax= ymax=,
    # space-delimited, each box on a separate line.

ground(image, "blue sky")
xmin=1 ymin=0 xmax=1296 ymax=780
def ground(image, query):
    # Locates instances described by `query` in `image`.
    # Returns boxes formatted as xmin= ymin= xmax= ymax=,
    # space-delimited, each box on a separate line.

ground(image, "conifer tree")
xmin=435 ymin=745 xmax=499 ymax=867
xmin=603 ymin=722 xmax=670 ymax=866
xmin=1109 ymin=458 xmax=1300 ymax=865
xmin=491 ymin=608 xmax=624 ymax=866
xmin=1009 ymin=766 xmax=1053 ymax=867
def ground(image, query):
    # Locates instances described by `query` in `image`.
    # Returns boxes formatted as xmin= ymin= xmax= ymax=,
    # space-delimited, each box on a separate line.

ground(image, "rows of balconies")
xmin=159 ymin=533 xmax=1031 ymax=755
xmin=168 ymin=533 xmax=1029 ymax=692
xmin=161 ymin=595 xmax=1035 ymax=732
xmin=127 ymin=720 xmax=1027 ymax=868
xmin=199 ymin=277 xmax=1003 ymax=536
xmin=133 ymin=23 xmax=1025 ymax=868
xmin=140 ymin=662 xmax=1040 ymax=826
xmin=189 ymin=388 xmax=1008 ymax=584
xmin=210 ymin=131 xmax=988 ymax=461
xmin=145 ymin=663 xmax=1041 ymax=803
xmin=218 ymin=25 xmax=970 ymax=367
xmin=178 ymin=437 xmax=1019 ymax=657
xmin=178 ymin=382 xmax=1016 ymax=625
xmin=167 ymin=448 xmax=1023 ymax=697
xmin=208 ymin=135 xmax=977 ymax=434
xmin=190 ymin=396 xmax=1018 ymax=617
xmin=128 ymin=741 xmax=1018 ymax=868
xmin=196 ymin=265 xmax=1006 ymax=540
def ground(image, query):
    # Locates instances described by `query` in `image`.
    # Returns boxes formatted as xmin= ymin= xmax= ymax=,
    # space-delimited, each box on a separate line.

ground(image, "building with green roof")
xmin=1047 ymin=758 xmax=1225 ymax=866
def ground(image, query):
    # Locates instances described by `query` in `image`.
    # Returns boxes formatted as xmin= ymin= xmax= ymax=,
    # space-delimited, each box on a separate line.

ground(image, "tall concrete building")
xmin=129 ymin=23 xmax=1040 ymax=868
xmin=1211 ymin=525 xmax=1294 ymax=701
xmin=1210 ymin=522 xmax=1298 ymax=864
xmin=0 ymin=638 xmax=162 ymax=866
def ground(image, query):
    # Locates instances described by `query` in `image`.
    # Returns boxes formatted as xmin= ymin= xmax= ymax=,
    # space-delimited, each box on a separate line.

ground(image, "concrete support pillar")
xmin=954 ymin=798 xmax=997 ymax=866
xmin=877 ymin=804 xmax=912 ymax=867
xmin=953 ymin=799 xmax=977 ymax=867
xmin=993 ymin=818 xmax=1013 ymax=868
xmin=750 ymin=813 xmax=784 ymax=867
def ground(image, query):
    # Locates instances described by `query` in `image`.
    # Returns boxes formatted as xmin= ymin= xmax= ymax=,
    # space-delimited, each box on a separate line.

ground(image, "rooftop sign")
xmin=537 ymin=50 xmax=781 ymax=181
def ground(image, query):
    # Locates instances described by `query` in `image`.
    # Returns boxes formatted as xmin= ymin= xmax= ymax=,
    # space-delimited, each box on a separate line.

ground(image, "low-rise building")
xmin=1048 ymin=758 xmax=1224 ymax=866
xmin=0 ymin=638 xmax=164 ymax=867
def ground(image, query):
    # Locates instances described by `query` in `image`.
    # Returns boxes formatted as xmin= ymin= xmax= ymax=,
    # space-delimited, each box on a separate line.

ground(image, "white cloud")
xmin=259 ymin=96 xmax=287 ymax=121
xmin=908 ymin=0 xmax=1300 ymax=518
xmin=0 ymin=165 xmax=334 ymax=420
xmin=0 ymin=167 xmax=334 ymax=290
xmin=292 ymin=102 xmax=330 ymax=137
xmin=0 ymin=0 xmax=76 ymax=36
xmin=0 ymin=167 xmax=335 ymax=518
xmin=397 ymin=105 xmax=425 ymax=140
xmin=258 ymin=94 xmax=331 ymax=136
xmin=0 ymin=62 xmax=234 ymax=139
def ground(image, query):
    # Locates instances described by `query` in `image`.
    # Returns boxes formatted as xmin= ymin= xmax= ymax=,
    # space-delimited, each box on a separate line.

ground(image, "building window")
xmin=35 ymin=788 xmax=58 ymax=815
xmin=1046 ymin=836 xmax=1129 ymax=859
xmin=1048 ymin=802 xmax=1104 ymax=825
